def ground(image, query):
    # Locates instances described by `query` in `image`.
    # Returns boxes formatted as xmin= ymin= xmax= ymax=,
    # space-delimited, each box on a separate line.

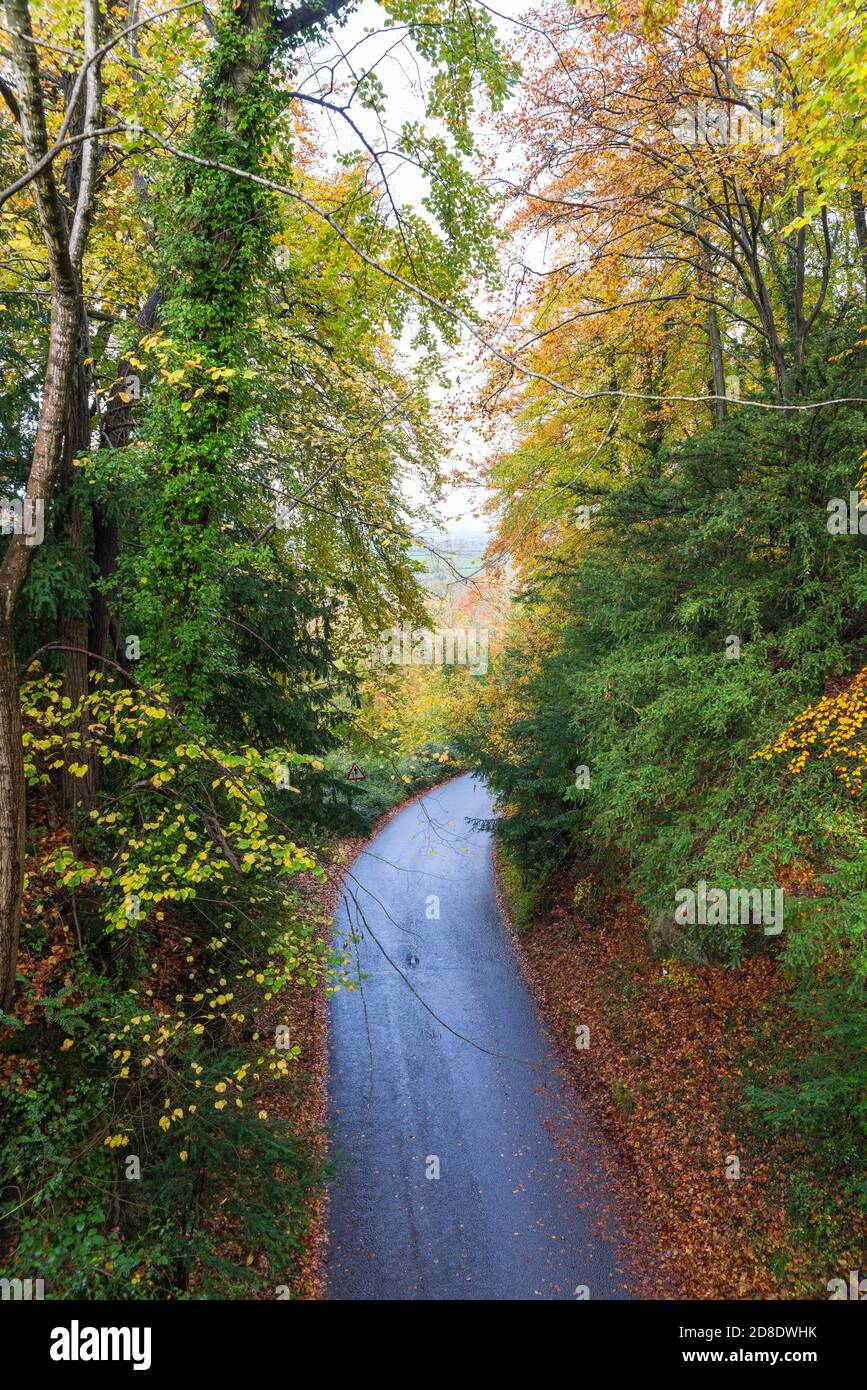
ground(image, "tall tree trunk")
xmin=0 ymin=0 xmax=87 ymax=1006
xmin=57 ymin=347 xmax=96 ymax=812
xmin=89 ymin=287 xmax=162 ymax=667
xmin=852 ymin=191 xmax=867 ymax=305
xmin=0 ymin=623 xmax=24 ymax=1011
xmin=707 ymin=303 xmax=727 ymax=425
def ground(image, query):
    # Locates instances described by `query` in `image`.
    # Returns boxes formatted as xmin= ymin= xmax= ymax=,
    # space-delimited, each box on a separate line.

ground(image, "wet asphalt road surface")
xmin=325 ymin=773 xmax=634 ymax=1300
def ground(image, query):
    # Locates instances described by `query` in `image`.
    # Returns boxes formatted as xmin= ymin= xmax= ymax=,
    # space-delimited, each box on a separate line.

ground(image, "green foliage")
xmin=464 ymin=343 xmax=867 ymax=951
xmin=0 ymin=668 xmax=340 ymax=1296
xmin=495 ymin=842 xmax=545 ymax=934
xmin=316 ymin=742 xmax=458 ymax=834
xmin=746 ymin=981 xmax=867 ymax=1162
xmin=0 ymin=961 xmax=323 ymax=1299
xmin=203 ymin=566 xmax=358 ymax=754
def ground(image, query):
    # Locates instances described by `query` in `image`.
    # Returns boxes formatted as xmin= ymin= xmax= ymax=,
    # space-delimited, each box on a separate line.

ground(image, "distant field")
xmin=409 ymin=534 xmax=488 ymax=596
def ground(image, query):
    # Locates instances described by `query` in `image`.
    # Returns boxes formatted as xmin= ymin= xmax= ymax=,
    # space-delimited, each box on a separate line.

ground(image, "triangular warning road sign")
xmin=346 ymin=762 xmax=366 ymax=782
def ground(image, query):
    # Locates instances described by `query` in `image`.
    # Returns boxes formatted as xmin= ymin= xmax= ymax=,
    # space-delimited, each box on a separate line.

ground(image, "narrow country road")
xmin=326 ymin=773 xmax=636 ymax=1300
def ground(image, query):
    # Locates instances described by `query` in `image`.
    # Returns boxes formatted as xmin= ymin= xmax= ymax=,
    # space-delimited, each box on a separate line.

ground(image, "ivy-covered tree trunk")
xmin=135 ymin=2 xmax=276 ymax=708
xmin=137 ymin=0 xmax=349 ymax=710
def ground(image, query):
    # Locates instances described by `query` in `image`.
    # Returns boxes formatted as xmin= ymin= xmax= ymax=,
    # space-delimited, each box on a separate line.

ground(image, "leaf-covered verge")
xmin=496 ymin=846 xmax=863 ymax=1299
